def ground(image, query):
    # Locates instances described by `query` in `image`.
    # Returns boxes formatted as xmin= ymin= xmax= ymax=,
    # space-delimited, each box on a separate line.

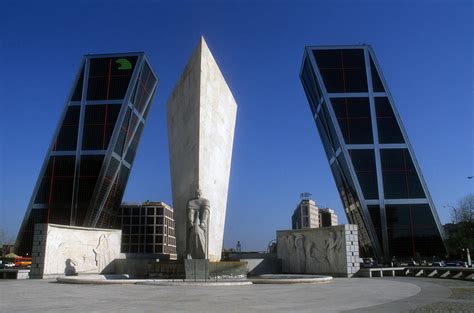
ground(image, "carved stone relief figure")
xmin=278 ymin=235 xmax=288 ymax=272
xmin=40 ymin=225 xmax=121 ymax=277
xmin=93 ymin=234 xmax=111 ymax=272
xmin=325 ymin=230 xmax=343 ymax=271
xmin=46 ymin=228 xmax=94 ymax=274
xmin=45 ymin=228 xmax=64 ymax=274
xmin=280 ymin=235 xmax=289 ymax=272
xmin=278 ymin=227 xmax=353 ymax=275
xmin=294 ymin=234 xmax=306 ymax=273
xmin=307 ymin=241 xmax=324 ymax=273
xmin=186 ymin=189 xmax=210 ymax=259
xmin=285 ymin=235 xmax=297 ymax=273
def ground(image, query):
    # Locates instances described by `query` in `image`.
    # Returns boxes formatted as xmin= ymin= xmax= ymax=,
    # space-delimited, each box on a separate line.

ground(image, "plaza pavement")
xmin=0 ymin=277 xmax=472 ymax=312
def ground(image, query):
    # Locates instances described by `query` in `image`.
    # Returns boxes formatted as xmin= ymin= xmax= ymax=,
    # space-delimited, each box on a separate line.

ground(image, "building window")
xmin=301 ymin=56 xmax=321 ymax=115
xmin=369 ymin=56 xmax=385 ymax=93
xmin=320 ymin=103 xmax=340 ymax=152
xmin=386 ymin=204 xmax=444 ymax=257
xmin=76 ymin=155 xmax=104 ymax=224
xmin=53 ymin=106 xmax=80 ymax=151
xmin=71 ymin=65 xmax=85 ymax=101
xmin=315 ymin=113 xmax=335 ymax=160
xmin=313 ymin=49 xmax=368 ymax=93
xmin=367 ymin=205 xmax=383 ymax=248
xmin=381 ymin=149 xmax=425 ymax=199
xmin=87 ymin=57 xmax=138 ymax=101
xmin=131 ymin=63 xmax=157 ymax=117
xmin=331 ymin=97 xmax=373 ymax=144
xmin=82 ymin=104 xmax=121 ymax=150
xmin=34 ymin=156 xmax=76 ymax=223
xmin=375 ymin=97 xmax=404 ymax=144
xmin=349 ymin=149 xmax=378 ymax=200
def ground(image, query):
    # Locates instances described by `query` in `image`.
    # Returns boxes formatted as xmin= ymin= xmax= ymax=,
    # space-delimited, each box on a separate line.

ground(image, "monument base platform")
xmin=208 ymin=261 xmax=248 ymax=279
xmin=185 ymin=259 xmax=209 ymax=280
xmin=114 ymin=259 xmax=185 ymax=279
xmin=185 ymin=260 xmax=248 ymax=280
xmin=114 ymin=258 xmax=248 ymax=280
xmin=56 ymin=274 xmax=253 ymax=286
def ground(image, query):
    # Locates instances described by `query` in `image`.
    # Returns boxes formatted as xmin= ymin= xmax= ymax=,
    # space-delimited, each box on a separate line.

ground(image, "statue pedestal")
xmin=184 ymin=259 xmax=209 ymax=281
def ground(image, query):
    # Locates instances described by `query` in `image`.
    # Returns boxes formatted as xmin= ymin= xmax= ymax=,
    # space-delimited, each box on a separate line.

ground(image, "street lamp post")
xmin=463 ymin=248 xmax=472 ymax=267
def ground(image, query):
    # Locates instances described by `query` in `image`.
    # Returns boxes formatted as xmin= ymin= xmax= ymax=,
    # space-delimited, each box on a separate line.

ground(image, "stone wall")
xmin=277 ymin=224 xmax=360 ymax=277
xmin=30 ymin=224 xmax=121 ymax=278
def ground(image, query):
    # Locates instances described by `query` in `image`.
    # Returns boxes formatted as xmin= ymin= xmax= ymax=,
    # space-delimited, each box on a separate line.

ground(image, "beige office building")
xmin=292 ymin=199 xmax=338 ymax=230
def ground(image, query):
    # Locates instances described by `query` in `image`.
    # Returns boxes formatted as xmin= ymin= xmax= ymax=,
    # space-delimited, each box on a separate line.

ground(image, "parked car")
xmin=445 ymin=261 xmax=467 ymax=267
xmin=407 ymin=260 xmax=419 ymax=266
xmin=431 ymin=261 xmax=446 ymax=267
xmin=361 ymin=258 xmax=374 ymax=268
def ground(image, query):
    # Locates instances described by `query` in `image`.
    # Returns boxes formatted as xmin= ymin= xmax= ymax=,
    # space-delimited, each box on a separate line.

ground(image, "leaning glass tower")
xmin=299 ymin=45 xmax=446 ymax=261
xmin=16 ymin=53 xmax=158 ymax=255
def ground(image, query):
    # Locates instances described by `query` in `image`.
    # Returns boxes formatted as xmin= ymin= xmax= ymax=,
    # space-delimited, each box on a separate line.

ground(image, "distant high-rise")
xmin=16 ymin=53 xmax=158 ymax=255
xmin=292 ymin=199 xmax=338 ymax=230
xmin=299 ymin=45 xmax=446 ymax=261
xmin=292 ymin=199 xmax=319 ymax=229
xmin=319 ymin=208 xmax=338 ymax=228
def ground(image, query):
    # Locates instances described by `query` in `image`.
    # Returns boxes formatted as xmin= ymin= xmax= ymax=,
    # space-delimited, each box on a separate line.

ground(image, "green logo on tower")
xmin=115 ymin=58 xmax=132 ymax=70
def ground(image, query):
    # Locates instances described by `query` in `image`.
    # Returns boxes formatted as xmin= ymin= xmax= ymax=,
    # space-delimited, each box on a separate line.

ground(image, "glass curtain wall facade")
xmin=299 ymin=45 xmax=446 ymax=261
xmin=16 ymin=53 xmax=159 ymax=256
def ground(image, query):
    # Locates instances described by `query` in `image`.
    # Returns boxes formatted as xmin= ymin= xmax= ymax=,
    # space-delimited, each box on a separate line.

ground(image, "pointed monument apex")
xmin=167 ymin=38 xmax=237 ymax=261
xmin=198 ymin=36 xmax=211 ymax=55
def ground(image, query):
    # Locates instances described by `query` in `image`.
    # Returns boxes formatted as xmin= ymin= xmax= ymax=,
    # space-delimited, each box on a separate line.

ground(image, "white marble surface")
xmin=167 ymin=37 xmax=237 ymax=261
xmin=38 ymin=224 xmax=121 ymax=276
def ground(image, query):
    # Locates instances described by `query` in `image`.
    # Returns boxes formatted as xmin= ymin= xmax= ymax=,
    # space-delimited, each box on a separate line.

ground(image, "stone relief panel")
xmin=41 ymin=224 xmax=121 ymax=276
xmin=277 ymin=224 xmax=359 ymax=276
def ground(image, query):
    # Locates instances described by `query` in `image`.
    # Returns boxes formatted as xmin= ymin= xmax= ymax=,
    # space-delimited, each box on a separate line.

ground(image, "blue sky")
xmin=1 ymin=0 xmax=472 ymax=250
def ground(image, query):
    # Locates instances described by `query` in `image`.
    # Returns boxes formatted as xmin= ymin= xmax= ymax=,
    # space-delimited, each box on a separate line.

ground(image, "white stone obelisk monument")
xmin=167 ymin=37 xmax=237 ymax=261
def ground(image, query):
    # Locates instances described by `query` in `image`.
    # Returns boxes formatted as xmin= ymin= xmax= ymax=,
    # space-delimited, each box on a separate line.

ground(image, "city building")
xmin=292 ymin=199 xmax=319 ymax=229
xmin=292 ymin=199 xmax=338 ymax=230
xmin=299 ymin=45 xmax=446 ymax=261
xmin=15 ymin=53 xmax=159 ymax=256
xmin=319 ymin=208 xmax=339 ymax=227
xmin=119 ymin=202 xmax=176 ymax=259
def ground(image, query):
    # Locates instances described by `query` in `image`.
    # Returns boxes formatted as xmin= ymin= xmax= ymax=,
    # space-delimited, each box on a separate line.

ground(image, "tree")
xmin=0 ymin=229 xmax=8 ymax=256
xmin=450 ymin=194 xmax=474 ymax=223
xmin=0 ymin=228 xmax=16 ymax=253
xmin=0 ymin=228 xmax=13 ymax=245
xmin=445 ymin=194 xmax=474 ymax=259
xmin=458 ymin=194 xmax=474 ymax=222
